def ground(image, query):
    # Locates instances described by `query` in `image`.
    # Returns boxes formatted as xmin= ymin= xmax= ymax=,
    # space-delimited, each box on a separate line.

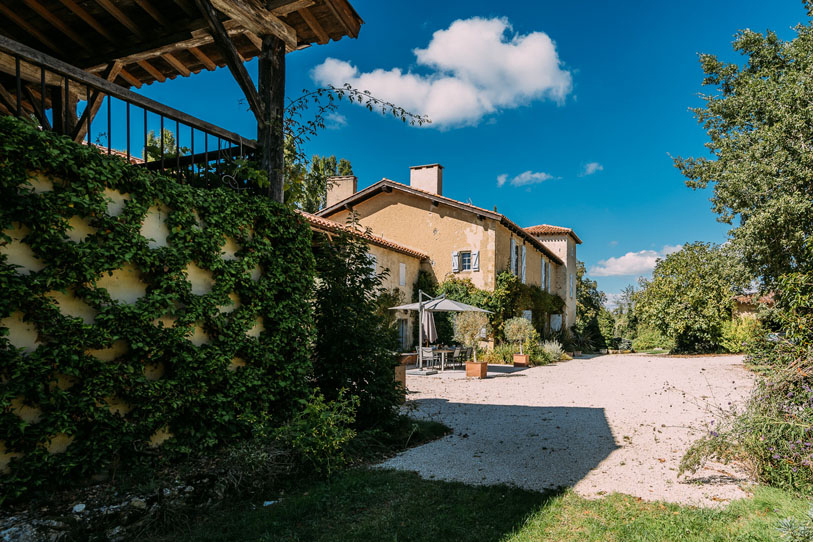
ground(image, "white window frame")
xmin=399 ymin=262 xmax=406 ymax=286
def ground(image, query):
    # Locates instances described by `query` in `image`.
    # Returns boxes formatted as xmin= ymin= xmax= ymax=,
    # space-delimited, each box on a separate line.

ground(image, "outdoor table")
xmin=433 ymin=348 xmax=456 ymax=371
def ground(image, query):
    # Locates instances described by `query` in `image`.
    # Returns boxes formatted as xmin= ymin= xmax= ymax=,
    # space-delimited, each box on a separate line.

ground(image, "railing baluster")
xmin=63 ymin=77 xmax=69 ymax=135
xmin=175 ymin=119 xmax=180 ymax=182
xmin=15 ymin=56 xmax=22 ymax=117
xmin=40 ymin=64 xmax=45 ymax=125
xmin=204 ymin=132 xmax=208 ymax=179
xmin=216 ymin=137 xmax=221 ymax=178
xmin=126 ymin=102 xmax=131 ymax=162
xmin=160 ymin=115 xmax=164 ymax=170
xmin=106 ymin=88 xmax=111 ymax=155
xmin=143 ymin=109 xmax=148 ymax=162
xmin=86 ymin=85 xmax=91 ymax=143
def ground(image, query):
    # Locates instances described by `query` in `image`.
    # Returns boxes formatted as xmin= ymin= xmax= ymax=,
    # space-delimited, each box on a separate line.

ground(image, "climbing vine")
xmin=0 ymin=117 xmax=314 ymax=500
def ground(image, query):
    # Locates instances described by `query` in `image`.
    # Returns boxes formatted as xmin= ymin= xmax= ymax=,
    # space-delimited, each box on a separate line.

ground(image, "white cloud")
xmin=497 ymin=170 xmax=554 ymax=187
xmin=581 ymin=162 xmax=603 ymax=176
xmin=604 ymin=292 xmax=624 ymax=310
xmin=609 ymin=240 xmax=618 ymax=246
xmin=325 ymin=112 xmax=347 ymax=130
xmin=589 ymin=245 xmax=683 ymax=277
xmin=311 ymin=17 xmax=572 ymax=128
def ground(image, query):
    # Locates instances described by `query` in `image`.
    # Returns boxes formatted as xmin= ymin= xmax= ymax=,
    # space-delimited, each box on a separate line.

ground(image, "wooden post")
xmin=258 ymin=34 xmax=285 ymax=203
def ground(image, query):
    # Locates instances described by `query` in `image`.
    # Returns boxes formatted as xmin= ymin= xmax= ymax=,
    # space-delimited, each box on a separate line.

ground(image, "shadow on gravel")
xmin=383 ymin=399 xmax=619 ymax=492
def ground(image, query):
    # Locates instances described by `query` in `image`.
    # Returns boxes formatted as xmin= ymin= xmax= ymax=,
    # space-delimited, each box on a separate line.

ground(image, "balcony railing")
xmin=0 ymin=34 xmax=257 ymax=185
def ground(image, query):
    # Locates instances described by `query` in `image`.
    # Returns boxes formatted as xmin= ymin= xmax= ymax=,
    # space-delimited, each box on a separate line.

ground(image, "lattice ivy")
xmin=0 ymin=118 xmax=314 ymax=499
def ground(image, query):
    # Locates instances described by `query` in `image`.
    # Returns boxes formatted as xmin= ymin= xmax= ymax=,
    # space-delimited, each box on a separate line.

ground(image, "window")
xmin=399 ymin=263 xmax=406 ymax=286
xmin=513 ymin=243 xmax=520 ymax=275
xmin=541 ymin=257 xmax=547 ymax=291
xmin=569 ymin=273 xmax=574 ymax=297
xmin=367 ymin=253 xmax=377 ymax=277
xmin=398 ymin=319 xmax=408 ymax=349
xmin=460 ymin=251 xmax=471 ymax=271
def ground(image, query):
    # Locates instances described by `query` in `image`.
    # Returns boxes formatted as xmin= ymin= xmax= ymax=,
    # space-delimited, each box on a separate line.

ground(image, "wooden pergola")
xmin=0 ymin=0 xmax=363 ymax=201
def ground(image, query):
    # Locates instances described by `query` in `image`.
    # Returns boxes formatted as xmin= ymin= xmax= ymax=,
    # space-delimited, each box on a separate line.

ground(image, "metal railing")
xmin=0 ymin=34 xmax=257 ymax=184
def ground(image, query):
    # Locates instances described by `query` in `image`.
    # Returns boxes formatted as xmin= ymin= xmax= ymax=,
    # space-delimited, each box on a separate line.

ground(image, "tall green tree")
xmin=675 ymin=3 xmax=813 ymax=285
xmin=144 ymin=128 xmax=189 ymax=162
xmin=636 ymin=242 xmax=749 ymax=353
xmin=285 ymin=147 xmax=354 ymax=213
xmin=574 ymin=261 xmax=611 ymax=349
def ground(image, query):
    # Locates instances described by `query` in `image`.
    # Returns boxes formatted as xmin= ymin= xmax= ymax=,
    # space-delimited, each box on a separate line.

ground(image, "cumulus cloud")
xmin=581 ymin=162 xmax=603 ymax=176
xmin=311 ymin=17 xmax=572 ymax=128
xmin=589 ymin=245 xmax=683 ymax=277
xmin=497 ymin=170 xmax=554 ymax=188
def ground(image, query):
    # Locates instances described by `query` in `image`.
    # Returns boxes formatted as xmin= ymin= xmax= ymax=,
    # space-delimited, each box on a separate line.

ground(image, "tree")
xmin=636 ymin=242 xmax=749 ymax=353
xmin=675 ymin=3 xmax=813 ymax=285
xmin=144 ymin=128 xmax=189 ymax=162
xmin=284 ymin=146 xmax=354 ymax=213
xmin=453 ymin=312 xmax=489 ymax=362
xmin=574 ymin=261 xmax=610 ymax=349
xmin=612 ymin=284 xmax=639 ymax=341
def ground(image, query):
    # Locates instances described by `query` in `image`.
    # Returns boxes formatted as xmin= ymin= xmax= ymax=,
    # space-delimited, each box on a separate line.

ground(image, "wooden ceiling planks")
xmin=0 ymin=0 xmax=362 ymax=90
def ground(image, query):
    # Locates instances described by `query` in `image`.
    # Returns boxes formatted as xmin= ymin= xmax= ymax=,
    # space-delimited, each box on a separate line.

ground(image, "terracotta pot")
xmin=513 ymin=353 xmax=530 ymax=367
xmin=466 ymin=361 xmax=488 ymax=379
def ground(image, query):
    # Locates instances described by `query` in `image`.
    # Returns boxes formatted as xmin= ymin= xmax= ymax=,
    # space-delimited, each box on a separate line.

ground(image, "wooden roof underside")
xmin=0 ymin=0 xmax=362 ymax=89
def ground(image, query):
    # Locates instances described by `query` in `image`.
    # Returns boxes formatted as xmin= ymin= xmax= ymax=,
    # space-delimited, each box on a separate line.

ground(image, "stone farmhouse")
xmin=314 ymin=164 xmax=582 ymax=345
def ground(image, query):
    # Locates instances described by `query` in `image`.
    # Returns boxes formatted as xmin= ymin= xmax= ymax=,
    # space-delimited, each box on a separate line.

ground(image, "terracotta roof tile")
xmin=525 ymin=224 xmax=583 ymax=244
xmin=298 ymin=211 xmax=429 ymax=261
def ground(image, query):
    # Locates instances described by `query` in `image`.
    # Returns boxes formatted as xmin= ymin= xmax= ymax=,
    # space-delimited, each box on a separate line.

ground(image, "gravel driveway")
xmin=379 ymin=354 xmax=755 ymax=507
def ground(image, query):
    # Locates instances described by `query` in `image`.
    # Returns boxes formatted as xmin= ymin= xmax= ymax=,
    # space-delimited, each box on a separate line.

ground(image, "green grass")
xmin=149 ymin=468 xmax=810 ymax=542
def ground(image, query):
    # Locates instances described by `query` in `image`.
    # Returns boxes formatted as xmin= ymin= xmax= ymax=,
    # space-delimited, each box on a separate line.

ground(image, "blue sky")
xmin=134 ymin=0 xmax=805 ymax=299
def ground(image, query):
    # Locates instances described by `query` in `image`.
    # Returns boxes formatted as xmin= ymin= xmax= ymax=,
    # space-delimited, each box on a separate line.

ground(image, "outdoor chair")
xmin=450 ymin=347 xmax=463 ymax=369
xmin=420 ymin=347 xmax=440 ymax=369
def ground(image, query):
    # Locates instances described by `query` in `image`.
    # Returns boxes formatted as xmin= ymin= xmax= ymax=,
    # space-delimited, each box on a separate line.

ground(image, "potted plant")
xmin=504 ymin=317 xmax=536 ymax=367
xmin=454 ymin=311 xmax=490 ymax=379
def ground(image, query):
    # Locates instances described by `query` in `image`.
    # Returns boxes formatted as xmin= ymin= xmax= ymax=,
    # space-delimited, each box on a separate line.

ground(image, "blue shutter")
xmin=472 ymin=250 xmax=480 ymax=271
xmin=521 ymin=245 xmax=527 ymax=284
xmin=509 ymin=238 xmax=516 ymax=275
xmin=451 ymin=251 xmax=459 ymax=273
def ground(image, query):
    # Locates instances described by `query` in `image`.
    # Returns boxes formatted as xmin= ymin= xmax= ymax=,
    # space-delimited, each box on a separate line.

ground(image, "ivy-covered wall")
xmin=0 ymin=118 xmax=314 ymax=498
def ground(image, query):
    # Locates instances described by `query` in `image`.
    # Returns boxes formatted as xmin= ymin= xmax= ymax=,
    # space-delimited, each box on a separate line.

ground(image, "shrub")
xmin=632 ymin=327 xmax=674 ymax=352
xmin=274 ymin=391 xmax=358 ymax=476
xmin=312 ymin=223 xmax=401 ymax=430
xmin=541 ymin=340 xmax=564 ymax=363
xmin=720 ymin=316 xmax=763 ymax=353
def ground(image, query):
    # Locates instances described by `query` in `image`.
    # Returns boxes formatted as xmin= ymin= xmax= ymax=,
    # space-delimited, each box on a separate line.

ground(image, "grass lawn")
xmin=153 ymin=469 xmax=808 ymax=542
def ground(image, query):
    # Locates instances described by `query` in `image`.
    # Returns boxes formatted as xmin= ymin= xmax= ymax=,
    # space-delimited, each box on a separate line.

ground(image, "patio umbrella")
xmin=390 ymin=292 xmax=492 ymax=368
xmin=421 ymin=309 xmax=438 ymax=344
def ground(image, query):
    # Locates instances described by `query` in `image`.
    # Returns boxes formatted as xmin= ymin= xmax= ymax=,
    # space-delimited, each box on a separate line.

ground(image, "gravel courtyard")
xmin=380 ymin=354 xmax=755 ymax=507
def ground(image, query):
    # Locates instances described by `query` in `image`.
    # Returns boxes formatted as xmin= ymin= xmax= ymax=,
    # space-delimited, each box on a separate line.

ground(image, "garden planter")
xmin=466 ymin=361 xmax=488 ymax=379
xmin=512 ymin=353 xmax=529 ymax=367
xmin=394 ymin=365 xmax=406 ymax=403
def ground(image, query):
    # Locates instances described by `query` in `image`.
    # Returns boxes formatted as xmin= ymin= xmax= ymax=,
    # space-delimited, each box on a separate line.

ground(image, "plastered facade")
xmin=533 ymin=234 xmax=578 ymax=327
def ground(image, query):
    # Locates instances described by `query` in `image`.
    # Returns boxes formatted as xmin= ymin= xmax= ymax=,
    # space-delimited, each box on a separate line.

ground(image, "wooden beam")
xmin=268 ymin=0 xmax=315 ymax=16
xmin=0 ymin=83 xmax=19 ymax=114
xmin=188 ymin=46 xmax=216 ymax=70
xmin=57 ymin=0 xmax=117 ymax=42
xmin=299 ymin=6 xmax=328 ymax=44
xmin=23 ymin=0 xmax=93 ymax=51
xmin=162 ymin=53 xmax=191 ymax=77
xmin=243 ymin=30 xmax=263 ymax=51
xmin=0 ymin=4 xmax=61 ymax=53
xmin=136 ymin=59 xmax=166 ymax=82
xmin=0 ymin=52 xmax=74 ymax=90
xmin=195 ymin=0 xmax=265 ymax=122
xmin=324 ymin=0 xmax=359 ymax=38
xmin=95 ymin=0 xmax=144 ymax=37
xmin=86 ymin=19 xmax=243 ymax=71
xmin=73 ymin=62 xmax=122 ymax=141
xmin=258 ymin=34 xmax=285 ymax=202
xmin=173 ymin=0 xmax=197 ymax=16
xmin=118 ymin=67 xmax=142 ymax=88
xmin=134 ymin=0 xmax=169 ymax=26
xmin=209 ymin=0 xmax=297 ymax=49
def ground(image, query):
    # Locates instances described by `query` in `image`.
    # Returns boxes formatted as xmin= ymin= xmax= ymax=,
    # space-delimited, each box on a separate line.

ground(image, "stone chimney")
xmin=409 ymin=164 xmax=443 ymax=195
xmin=325 ymin=175 xmax=357 ymax=208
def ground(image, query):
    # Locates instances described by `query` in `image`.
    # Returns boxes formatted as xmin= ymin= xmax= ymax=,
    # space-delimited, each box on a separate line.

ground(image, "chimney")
xmin=325 ymin=175 xmax=357 ymax=208
xmin=409 ymin=164 xmax=443 ymax=195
